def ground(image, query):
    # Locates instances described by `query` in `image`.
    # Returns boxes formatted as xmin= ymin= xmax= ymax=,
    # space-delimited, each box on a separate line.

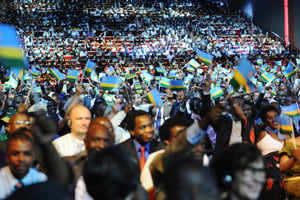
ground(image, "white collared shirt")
xmin=53 ymin=133 xmax=85 ymax=157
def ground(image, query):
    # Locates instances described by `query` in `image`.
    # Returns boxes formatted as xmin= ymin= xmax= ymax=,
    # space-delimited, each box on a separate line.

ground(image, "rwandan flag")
xmin=170 ymin=80 xmax=185 ymax=91
xmin=134 ymin=79 xmax=143 ymax=94
xmin=11 ymin=67 xmax=24 ymax=81
xmin=156 ymin=67 xmax=165 ymax=74
xmin=283 ymin=62 xmax=297 ymax=79
xmin=31 ymin=68 xmax=41 ymax=78
xmin=4 ymin=74 xmax=18 ymax=89
xmin=282 ymin=103 xmax=300 ymax=117
xmin=230 ymin=57 xmax=256 ymax=93
xmin=66 ymin=69 xmax=79 ymax=82
xmin=261 ymin=72 xmax=275 ymax=83
xmin=196 ymin=49 xmax=213 ymax=66
xmin=84 ymin=60 xmax=96 ymax=77
xmin=101 ymin=76 xmax=120 ymax=91
xmin=279 ymin=114 xmax=293 ymax=135
xmin=33 ymin=86 xmax=42 ymax=94
xmin=0 ymin=24 xmax=26 ymax=68
xmin=91 ymin=70 xmax=99 ymax=83
xmin=145 ymin=89 xmax=164 ymax=108
xmin=210 ymin=86 xmax=224 ymax=99
xmin=49 ymin=67 xmax=65 ymax=81
xmin=186 ymin=66 xmax=195 ymax=73
xmin=160 ymin=77 xmax=171 ymax=88
xmin=187 ymin=59 xmax=200 ymax=69
xmin=256 ymin=58 xmax=263 ymax=65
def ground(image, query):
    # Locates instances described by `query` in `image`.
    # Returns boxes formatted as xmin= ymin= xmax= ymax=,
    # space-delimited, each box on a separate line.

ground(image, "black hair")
xmin=6 ymin=127 xmax=33 ymax=151
xmin=260 ymin=104 xmax=280 ymax=123
xmin=164 ymin=158 xmax=220 ymax=200
xmin=126 ymin=110 xmax=151 ymax=131
xmin=159 ymin=116 xmax=189 ymax=141
xmin=83 ymin=146 xmax=138 ymax=200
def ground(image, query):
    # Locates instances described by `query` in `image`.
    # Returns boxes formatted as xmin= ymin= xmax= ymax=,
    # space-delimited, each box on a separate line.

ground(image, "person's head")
xmin=176 ymin=90 xmax=185 ymax=103
xmin=242 ymin=101 xmax=256 ymax=118
xmin=6 ymin=113 xmax=31 ymax=137
xmin=159 ymin=116 xmax=188 ymax=144
xmin=260 ymin=104 xmax=280 ymax=129
xmin=189 ymin=97 xmax=204 ymax=117
xmin=14 ymin=95 xmax=25 ymax=110
xmin=68 ymin=105 xmax=91 ymax=139
xmin=164 ymin=158 xmax=220 ymax=200
xmin=84 ymin=123 xmax=114 ymax=155
xmin=210 ymin=143 xmax=266 ymax=200
xmin=126 ymin=110 xmax=154 ymax=145
xmin=47 ymin=98 xmax=58 ymax=116
xmin=283 ymin=94 xmax=297 ymax=106
xmin=276 ymin=89 xmax=287 ymax=105
xmin=83 ymin=146 xmax=138 ymax=200
xmin=6 ymin=128 xmax=34 ymax=180
xmin=92 ymin=97 xmax=108 ymax=117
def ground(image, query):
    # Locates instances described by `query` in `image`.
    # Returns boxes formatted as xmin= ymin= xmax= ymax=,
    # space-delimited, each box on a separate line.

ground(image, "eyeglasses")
xmin=10 ymin=120 xmax=31 ymax=125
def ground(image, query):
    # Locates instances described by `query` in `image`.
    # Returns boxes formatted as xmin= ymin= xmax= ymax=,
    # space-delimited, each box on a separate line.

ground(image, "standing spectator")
xmin=0 ymin=129 xmax=47 ymax=199
xmin=53 ymin=104 xmax=91 ymax=156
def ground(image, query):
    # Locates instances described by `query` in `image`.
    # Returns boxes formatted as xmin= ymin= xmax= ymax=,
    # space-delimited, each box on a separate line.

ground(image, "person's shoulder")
xmin=27 ymin=168 xmax=47 ymax=181
xmin=52 ymin=133 xmax=72 ymax=144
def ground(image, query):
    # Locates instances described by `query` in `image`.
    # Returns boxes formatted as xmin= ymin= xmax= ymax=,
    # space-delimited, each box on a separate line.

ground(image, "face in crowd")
xmin=130 ymin=114 xmax=154 ymax=145
xmin=68 ymin=105 xmax=91 ymax=138
xmin=84 ymin=123 xmax=114 ymax=155
xmin=6 ymin=130 xmax=34 ymax=180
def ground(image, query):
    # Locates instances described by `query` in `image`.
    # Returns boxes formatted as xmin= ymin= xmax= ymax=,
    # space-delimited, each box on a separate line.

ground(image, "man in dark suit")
xmin=118 ymin=110 xmax=161 ymax=174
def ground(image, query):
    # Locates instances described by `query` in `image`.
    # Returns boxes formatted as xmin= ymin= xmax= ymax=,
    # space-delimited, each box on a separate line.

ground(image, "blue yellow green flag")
xmin=160 ymin=77 xmax=171 ymax=88
xmin=281 ymin=103 xmax=300 ymax=117
xmin=196 ymin=49 xmax=213 ymax=66
xmin=210 ymin=86 xmax=224 ymax=99
xmin=145 ymin=89 xmax=164 ymax=108
xmin=0 ymin=24 xmax=26 ymax=68
xmin=66 ymin=69 xmax=80 ymax=82
xmin=84 ymin=60 xmax=96 ymax=77
xmin=279 ymin=114 xmax=293 ymax=135
xmin=49 ymin=67 xmax=65 ymax=81
xmin=170 ymin=80 xmax=185 ymax=91
xmin=261 ymin=72 xmax=275 ymax=83
xmin=100 ymin=76 xmax=120 ymax=91
xmin=283 ymin=62 xmax=297 ymax=79
xmin=230 ymin=57 xmax=256 ymax=92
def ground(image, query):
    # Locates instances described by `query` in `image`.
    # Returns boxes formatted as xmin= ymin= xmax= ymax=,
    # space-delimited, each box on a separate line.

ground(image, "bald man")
xmin=53 ymin=105 xmax=91 ymax=157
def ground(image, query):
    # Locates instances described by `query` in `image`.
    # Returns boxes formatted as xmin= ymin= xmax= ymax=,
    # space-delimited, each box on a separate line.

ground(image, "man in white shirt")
xmin=53 ymin=104 xmax=91 ymax=157
xmin=0 ymin=129 xmax=47 ymax=199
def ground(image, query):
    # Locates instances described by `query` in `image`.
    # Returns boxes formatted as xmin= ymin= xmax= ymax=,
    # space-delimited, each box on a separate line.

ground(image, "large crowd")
xmin=1 ymin=0 xmax=300 ymax=200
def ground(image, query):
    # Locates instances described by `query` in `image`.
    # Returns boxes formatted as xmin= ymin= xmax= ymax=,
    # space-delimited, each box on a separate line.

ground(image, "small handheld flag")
xmin=145 ymin=89 xmax=164 ymax=108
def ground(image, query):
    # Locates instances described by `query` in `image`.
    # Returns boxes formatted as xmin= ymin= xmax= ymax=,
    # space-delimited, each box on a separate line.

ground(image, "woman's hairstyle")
xmin=260 ymin=104 xmax=280 ymax=123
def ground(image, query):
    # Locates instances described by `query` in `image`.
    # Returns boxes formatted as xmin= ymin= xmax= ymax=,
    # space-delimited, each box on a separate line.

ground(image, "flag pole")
xmin=290 ymin=117 xmax=296 ymax=148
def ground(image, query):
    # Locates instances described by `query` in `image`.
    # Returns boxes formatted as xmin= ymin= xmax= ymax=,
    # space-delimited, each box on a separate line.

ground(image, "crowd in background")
xmin=1 ymin=0 xmax=300 ymax=200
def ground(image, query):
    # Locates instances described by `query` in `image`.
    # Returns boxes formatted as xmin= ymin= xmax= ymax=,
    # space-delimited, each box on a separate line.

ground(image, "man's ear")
xmin=129 ymin=130 xmax=135 ymax=137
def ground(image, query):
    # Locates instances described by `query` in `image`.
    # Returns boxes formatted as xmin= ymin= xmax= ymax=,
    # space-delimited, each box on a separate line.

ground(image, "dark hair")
xmin=159 ymin=116 xmax=189 ymax=141
xmin=6 ymin=128 xmax=33 ymax=151
xmin=210 ymin=143 xmax=263 ymax=191
xmin=164 ymin=158 xmax=220 ymax=200
xmin=92 ymin=97 xmax=107 ymax=117
xmin=126 ymin=110 xmax=150 ymax=131
xmin=260 ymin=104 xmax=279 ymax=123
xmin=83 ymin=146 xmax=138 ymax=200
